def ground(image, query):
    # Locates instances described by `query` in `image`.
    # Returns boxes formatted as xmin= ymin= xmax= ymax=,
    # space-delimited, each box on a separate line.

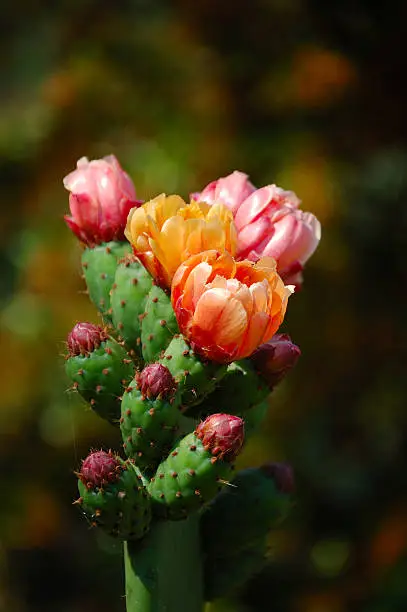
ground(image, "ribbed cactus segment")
xmin=204 ymin=541 xmax=268 ymax=601
xmin=82 ymin=241 xmax=131 ymax=321
xmin=65 ymin=336 xmax=135 ymax=424
xmin=111 ymin=255 xmax=153 ymax=357
xmin=121 ymin=378 xmax=181 ymax=472
xmin=148 ymin=432 xmax=233 ymax=520
xmin=141 ymin=285 xmax=179 ymax=363
xmin=198 ymin=359 xmax=269 ymax=418
xmin=158 ymin=336 xmax=227 ymax=408
xmin=148 ymin=415 xmax=244 ymax=520
xmin=76 ymin=453 xmax=151 ymax=541
xmin=201 ymin=464 xmax=293 ymax=558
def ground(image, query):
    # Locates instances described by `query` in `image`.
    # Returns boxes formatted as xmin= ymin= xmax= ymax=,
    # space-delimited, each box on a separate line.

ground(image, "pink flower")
xmin=63 ymin=155 xmax=141 ymax=247
xmin=194 ymin=173 xmax=321 ymax=289
xmin=235 ymin=186 xmax=320 ymax=286
xmin=192 ymin=170 xmax=256 ymax=215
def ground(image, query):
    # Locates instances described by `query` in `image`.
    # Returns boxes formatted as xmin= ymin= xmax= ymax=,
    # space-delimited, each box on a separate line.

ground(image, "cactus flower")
xmin=250 ymin=333 xmax=301 ymax=389
xmin=67 ymin=322 xmax=107 ymax=356
xmin=195 ymin=413 xmax=245 ymax=462
xmin=125 ymin=195 xmax=237 ymax=288
xmin=78 ymin=450 xmax=122 ymax=488
xmin=171 ymin=250 xmax=293 ymax=363
xmin=64 ymin=155 xmax=141 ymax=247
xmin=136 ymin=363 xmax=177 ymax=399
xmin=192 ymin=170 xmax=256 ymax=215
xmin=195 ymin=173 xmax=321 ymax=289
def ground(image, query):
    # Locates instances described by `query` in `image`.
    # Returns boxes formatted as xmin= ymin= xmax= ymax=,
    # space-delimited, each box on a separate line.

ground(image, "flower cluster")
xmin=64 ymin=156 xmax=320 ymax=363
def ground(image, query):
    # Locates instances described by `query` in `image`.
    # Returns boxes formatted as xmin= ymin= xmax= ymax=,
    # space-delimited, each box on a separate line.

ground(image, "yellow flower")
xmin=125 ymin=194 xmax=237 ymax=287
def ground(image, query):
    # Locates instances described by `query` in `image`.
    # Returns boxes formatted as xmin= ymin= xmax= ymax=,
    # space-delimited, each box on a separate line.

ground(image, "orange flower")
xmin=125 ymin=195 xmax=236 ymax=287
xmin=171 ymin=250 xmax=293 ymax=363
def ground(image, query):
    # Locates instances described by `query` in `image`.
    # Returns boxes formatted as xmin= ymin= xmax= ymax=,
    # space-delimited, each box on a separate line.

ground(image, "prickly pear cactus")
xmin=111 ymin=254 xmax=153 ymax=358
xmin=121 ymin=364 xmax=182 ymax=472
xmin=65 ymin=322 xmax=134 ymax=424
xmin=148 ymin=414 xmax=244 ymax=520
xmin=82 ymin=241 xmax=131 ymax=321
xmin=140 ymin=285 xmax=179 ymax=363
xmin=76 ymin=450 xmax=151 ymax=541
xmin=62 ymin=155 xmax=308 ymax=612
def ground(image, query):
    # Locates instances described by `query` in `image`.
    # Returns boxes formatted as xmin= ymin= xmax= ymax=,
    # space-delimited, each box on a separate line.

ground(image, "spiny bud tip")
xmin=136 ymin=363 xmax=177 ymax=399
xmin=78 ymin=450 xmax=122 ymax=488
xmin=67 ymin=322 xmax=107 ymax=357
xmin=195 ymin=413 xmax=244 ymax=462
xmin=250 ymin=333 xmax=301 ymax=389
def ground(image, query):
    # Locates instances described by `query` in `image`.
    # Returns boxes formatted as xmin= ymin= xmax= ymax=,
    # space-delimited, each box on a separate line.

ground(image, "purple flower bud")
xmin=250 ymin=333 xmax=301 ymax=389
xmin=261 ymin=462 xmax=295 ymax=494
xmin=195 ymin=413 xmax=245 ymax=462
xmin=67 ymin=322 xmax=107 ymax=357
xmin=79 ymin=450 xmax=121 ymax=488
xmin=136 ymin=363 xmax=177 ymax=399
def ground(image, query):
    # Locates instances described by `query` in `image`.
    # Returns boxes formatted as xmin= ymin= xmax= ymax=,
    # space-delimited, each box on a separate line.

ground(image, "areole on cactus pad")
xmin=62 ymin=153 xmax=320 ymax=612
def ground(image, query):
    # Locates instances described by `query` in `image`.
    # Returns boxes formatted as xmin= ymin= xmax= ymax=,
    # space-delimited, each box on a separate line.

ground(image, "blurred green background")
xmin=1 ymin=1 xmax=406 ymax=610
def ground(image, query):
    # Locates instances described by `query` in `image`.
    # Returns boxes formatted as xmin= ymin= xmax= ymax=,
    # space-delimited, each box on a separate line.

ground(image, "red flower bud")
xmin=79 ymin=450 xmax=121 ymax=488
xmin=250 ymin=333 xmax=300 ymax=389
xmin=136 ymin=363 xmax=177 ymax=399
xmin=67 ymin=322 xmax=107 ymax=357
xmin=195 ymin=413 xmax=244 ymax=462
xmin=261 ymin=462 xmax=295 ymax=494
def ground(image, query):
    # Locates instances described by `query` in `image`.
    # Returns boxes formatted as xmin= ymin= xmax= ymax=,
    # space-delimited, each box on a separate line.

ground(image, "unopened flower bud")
xmin=67 ymin=322 xmax=107 ymax=357
xmin=250 ymin=333 xmax=300 ymax=389
xmin=195 ymin=413 xmax=244 ymax=462
xmin=136 ymin=363 xmax=177 ymax=399
xmin=79 ymin=450 xmax=121 ymax=488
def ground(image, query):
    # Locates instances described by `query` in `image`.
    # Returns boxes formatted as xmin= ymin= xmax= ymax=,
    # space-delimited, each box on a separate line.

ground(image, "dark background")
xmin=1 ymin=1 xmax=406 ymax=610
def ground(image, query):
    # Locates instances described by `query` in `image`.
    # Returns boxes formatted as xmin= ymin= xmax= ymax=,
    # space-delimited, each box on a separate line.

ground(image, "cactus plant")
xmin=75 ymin=450 xmax=151 ymax=541
xmin=61 ymin=157 xmax=319 ymax=612
xmin=121 ymin=364 xmax=182 ymax=472
xmin=110 ymin=254 xmax=153 ymax=358
xmin=148 ymin=414 xmax=244 ymax=520
xmin=65 ymin=322 xmax=135 ymax=424
xmin=82 ymin=241 xmax=132 ymax=321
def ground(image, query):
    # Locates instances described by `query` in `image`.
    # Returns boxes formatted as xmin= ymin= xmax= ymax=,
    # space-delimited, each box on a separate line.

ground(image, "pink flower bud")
xmin=193 ymin=171 xmax=256 ymax=215
xmin=79 ymin=450 xmax=121 ymax=488
xmin=67 ymin=322 xmax=107 ymax=357
xmin=63 ymin=155 xmax=142 ymax=246
xmin=261 ymin=462 xmax=295 ymax=494
xmin=195 ymin=413 xmax=245 ymax=462
xmin=136 ymin=363 xmax=177 ymax=399
xmin=250 ymin=333 xmax=300 ymax=389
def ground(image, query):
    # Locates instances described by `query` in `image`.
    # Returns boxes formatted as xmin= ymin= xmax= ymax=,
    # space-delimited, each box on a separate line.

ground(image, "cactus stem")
xmin=124 ymin=512 xmax=203 ymax=612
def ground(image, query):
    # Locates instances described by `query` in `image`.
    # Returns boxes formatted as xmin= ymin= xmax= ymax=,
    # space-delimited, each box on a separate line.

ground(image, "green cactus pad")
xmin=204 ymin=541 xmax=268 ymax=601
xmin=201 ymin=466 xmax=292 ymax=558
xmin=77 ymin=460 xmax=151 ymax=541
xmin=141 ymin=285 xmax=179 ymax=363
xmin=111 ymin=256 xmax=153 ymax=358
xmin=65 ymin=338 xmax=135 ymax=424
xmin=148 ymin=432 xmax=233 ymax=520
xmin=82 ymin=241 xmax=131 ymax=322
xmin=121 ymin=383 xmax=182 ymax=472
xmin=158 ymin=336 xmax=227 ymax=408
xmin=197 ymin=359 xmax=269 ymax=418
